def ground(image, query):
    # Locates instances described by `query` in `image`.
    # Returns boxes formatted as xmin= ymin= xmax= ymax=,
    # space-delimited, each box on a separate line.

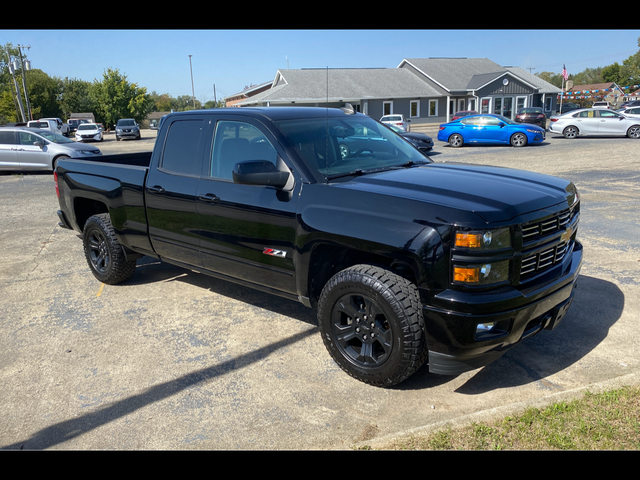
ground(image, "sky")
xmin=2 ymin=30 xmax=639 ymax=104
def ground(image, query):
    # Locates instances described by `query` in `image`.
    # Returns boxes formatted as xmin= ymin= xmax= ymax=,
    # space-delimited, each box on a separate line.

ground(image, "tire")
xmin=510 ymin=132 xmax=528 ymax=147
xmin=563 ymin=126 xmax=579 ymax=139
xmin=448 ymin=133 xmax=463 ymax=148
xmin=52 ymin=155 xmax=69 ymax=172
xmin=82 ymin=214 xmax=136 ymax=285
xmin=627 ymin=125 xmax=640 ymax=139
xmin=338 ymin=143 xmax=349 ymax=159
xmin=317 ymin=264 xmax=428 ymax=387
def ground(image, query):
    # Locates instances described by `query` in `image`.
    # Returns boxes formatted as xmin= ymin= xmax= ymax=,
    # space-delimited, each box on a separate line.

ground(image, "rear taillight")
xmin=439 ymin=126 xmax=446 ymax=130
xmin=54 ymin=171 xmax=59 ymax=198
xmin=550 ymin=118 xmax=558 ymax=122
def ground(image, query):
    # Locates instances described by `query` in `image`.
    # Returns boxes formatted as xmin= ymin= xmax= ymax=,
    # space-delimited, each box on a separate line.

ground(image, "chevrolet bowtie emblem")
xmin=561 ymin=224 xmax=574 ymax=243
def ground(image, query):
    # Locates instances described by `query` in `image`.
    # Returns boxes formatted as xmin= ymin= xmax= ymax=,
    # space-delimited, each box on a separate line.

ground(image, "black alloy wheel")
xmin=83 ymin=214 xmax=136 ymax=285
xmin=318 ymin=264 xmax=428 ymax=387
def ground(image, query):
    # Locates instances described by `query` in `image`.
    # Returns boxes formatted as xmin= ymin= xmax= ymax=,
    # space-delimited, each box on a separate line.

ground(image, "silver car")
xmin=0 ymin=127 xmax=102 ymax=172
xmin=548 ymin=108 xmax=640 ymax=139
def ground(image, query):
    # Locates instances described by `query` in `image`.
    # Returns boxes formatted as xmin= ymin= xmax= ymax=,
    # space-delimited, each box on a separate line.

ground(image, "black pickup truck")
xmin=54 ymin=107 xmax=582 ymax=387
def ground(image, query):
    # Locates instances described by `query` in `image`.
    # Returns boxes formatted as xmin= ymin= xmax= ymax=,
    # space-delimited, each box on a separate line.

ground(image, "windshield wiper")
xmin=397 ymin=159 xmax=430 ymax=168
xmin=326 ymin=169 xmax=368 ymax=180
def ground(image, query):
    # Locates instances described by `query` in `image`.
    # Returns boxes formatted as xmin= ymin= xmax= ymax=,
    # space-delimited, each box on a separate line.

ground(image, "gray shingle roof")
xmin=237 ymin=59 xmax=562 ymax=105
xmin=399 ymin=58 xmax=561 ymax=94
xmin=238 ymin=68 xmax=443 ymax=105
xmin=400 ymin=58 xmax=505 ymax=91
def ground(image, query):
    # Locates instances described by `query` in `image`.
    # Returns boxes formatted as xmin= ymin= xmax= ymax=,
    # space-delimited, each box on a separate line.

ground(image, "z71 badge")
xmin=263 ymin=248 xmax=287 ymax=258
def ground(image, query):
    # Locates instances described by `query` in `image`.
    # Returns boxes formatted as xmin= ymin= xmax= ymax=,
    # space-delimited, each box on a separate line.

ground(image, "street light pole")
xmin=188 ymin=55 xmax=196 ymax=110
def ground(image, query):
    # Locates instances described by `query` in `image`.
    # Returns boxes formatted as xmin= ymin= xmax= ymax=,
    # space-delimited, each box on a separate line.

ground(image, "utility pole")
xmin=17 ymin=45 xmax=32 ymax=120
xmin=5 ymin=47 xmax=26 ymax=122
xmin=188 ymin=55 xmax=196 ymax=110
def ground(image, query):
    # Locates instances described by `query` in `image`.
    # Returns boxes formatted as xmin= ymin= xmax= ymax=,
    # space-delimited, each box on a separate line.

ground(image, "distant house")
xmin=69 ymin=112 xmax=96 ymax=123
xmin=224 ymin=81 xmax=272 ymax=107
xmin=564 ymin=82 xmax=626 ymax=108
xmin=236 ymin=58 xmax=561 ymax=122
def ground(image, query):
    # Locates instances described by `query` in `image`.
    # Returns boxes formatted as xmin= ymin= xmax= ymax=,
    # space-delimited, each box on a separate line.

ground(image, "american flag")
xmin=562 ymin=64 xmax=568 ymax=81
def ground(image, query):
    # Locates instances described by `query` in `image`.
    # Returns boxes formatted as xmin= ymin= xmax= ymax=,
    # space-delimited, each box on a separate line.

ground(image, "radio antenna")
xmin=326 ymin=66 xmax=329 ymax=183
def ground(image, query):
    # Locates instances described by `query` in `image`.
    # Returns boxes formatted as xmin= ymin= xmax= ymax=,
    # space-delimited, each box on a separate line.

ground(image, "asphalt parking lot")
xmin=1 ymin=128 xmax=639 ymax=450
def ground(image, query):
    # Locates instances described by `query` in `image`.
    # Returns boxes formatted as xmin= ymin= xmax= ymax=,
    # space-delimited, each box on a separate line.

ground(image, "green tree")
xmin=535 ymin=71 xmax=563 ymax=88
xmin=571 ymin=67 xmax=604 ymax=85
xmin=602 ymin=62 xmax=623 ymax=84
xmin=1 ymin=43 xmax=31 ymax=122
xmin=90 ymin=68 xmax=153 ymax=128
xmin=60 ymin=77 xmax=94 ymax=120
xmin=24 ymin=69 xmax=64 ymax=120
xmin=620 ymin=37 xmax=640 ymax=87
xmin=204 ymin=99 xmax=225 ymax=109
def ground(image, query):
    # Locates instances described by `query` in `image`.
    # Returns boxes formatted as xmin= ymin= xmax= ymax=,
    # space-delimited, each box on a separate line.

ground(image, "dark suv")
xmin=620 ymin=100 xmax=640 ymax=109
xmin=557 ymin=102 xmax=581 ymax=115
xmin=115 ymin=119 xmax=141 ymax=141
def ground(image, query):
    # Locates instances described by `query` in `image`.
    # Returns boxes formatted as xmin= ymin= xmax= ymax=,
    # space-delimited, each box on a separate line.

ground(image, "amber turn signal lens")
xmin=455 ymin=232 xmax=482 ymax=248
xmin=453 ymin=266 xmax=479 ymax=283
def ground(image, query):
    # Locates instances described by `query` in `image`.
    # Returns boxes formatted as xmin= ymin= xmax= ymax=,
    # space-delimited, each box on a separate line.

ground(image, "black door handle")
xmin=147 ymin=185 xmax=165 ymax=194
xmin=198 ymin=193 xmax=219 ymax=203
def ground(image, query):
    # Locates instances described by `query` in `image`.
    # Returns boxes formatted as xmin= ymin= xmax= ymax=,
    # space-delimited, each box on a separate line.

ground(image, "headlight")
xmin=454 ymin=227 xmax=510 ymax=251
xmin=453 ymin=227 xmax=512 ymax=286
xmin=453 ymin=260 xmax=510 ymax=286
xmin=526 ymin=128 xmax=541 ymax=133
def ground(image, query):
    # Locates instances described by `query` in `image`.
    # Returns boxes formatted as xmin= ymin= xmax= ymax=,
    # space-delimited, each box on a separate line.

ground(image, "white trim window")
xmin=383 ymin=101 xmax=393 ymax=116
xmin=516 ymin=96 xmax=527 ymax=113
xmin=428 ymin=99 xmax=438 ymax=116
xmin=410 ymin=100 xmax=420 ymax=118
xmin=481 ymin=97 xmax=491 ymax=114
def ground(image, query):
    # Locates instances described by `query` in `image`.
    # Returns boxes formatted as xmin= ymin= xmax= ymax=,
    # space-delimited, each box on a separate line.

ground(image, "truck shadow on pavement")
xmin=397 ymin=275 xmax=624 ymax=392
xmin=129 ymin=256 xmax=318 ymax=326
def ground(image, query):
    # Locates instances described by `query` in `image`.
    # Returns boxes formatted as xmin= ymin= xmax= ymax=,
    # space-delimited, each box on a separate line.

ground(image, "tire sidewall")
xmin=318 ymin=266 xmax=426 ymax=386
xmin=82 ymin=214 xmax=135 ymax=284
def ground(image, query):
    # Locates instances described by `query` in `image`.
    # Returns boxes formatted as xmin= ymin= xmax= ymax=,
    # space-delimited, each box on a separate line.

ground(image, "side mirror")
xmin=232 ymin=160 xmax=290 ymax=189
xmin=33 ymin=140 xmax=45 ymax=148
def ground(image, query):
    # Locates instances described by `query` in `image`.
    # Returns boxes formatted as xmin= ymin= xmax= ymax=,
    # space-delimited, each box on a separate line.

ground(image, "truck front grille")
xmin=520 ymin=240 xmax=569 ymax=276
xmin=519 ymin=206 xmax=579 ymax=280
xmin=521 ymin=208 xmax=576 ymax=243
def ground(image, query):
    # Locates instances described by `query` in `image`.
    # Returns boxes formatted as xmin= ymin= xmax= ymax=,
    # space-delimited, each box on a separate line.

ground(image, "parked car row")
xmin=0 ymin=116 xmax=146 ymax=172
xmin=548 ymin=108 xmax=640 ymax=139
xmin=0 ymin=126 xmax=102 ymax=172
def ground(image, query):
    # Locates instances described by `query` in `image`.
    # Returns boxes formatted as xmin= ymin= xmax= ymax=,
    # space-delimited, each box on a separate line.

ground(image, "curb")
xmin=343 ymin=371 xmax=640 ymax=450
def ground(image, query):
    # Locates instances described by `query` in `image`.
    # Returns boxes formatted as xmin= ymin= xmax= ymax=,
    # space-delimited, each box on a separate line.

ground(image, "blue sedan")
xmin=437 ymin=114 xmax=546 ymax=148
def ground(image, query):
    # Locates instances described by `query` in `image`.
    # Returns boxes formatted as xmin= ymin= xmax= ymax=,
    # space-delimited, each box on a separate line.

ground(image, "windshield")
xmin=117 ymin=119 xmax=135 ymax=126
xmin=36 ymin=130 xmax=75 ymax=144
xmin=275 ymin=115 xmax=430 ymax=180
xmin=78 ymin=124 xmax=96 ymax=130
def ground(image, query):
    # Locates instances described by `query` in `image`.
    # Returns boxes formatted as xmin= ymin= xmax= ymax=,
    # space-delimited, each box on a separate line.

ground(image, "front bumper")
xmin=424 ymin=240 xmax=582 ymax=375
xmin=117 ymin=129 xmax=140 ymax=138
xmin=76 ymin=133 xmax=101 ymax=141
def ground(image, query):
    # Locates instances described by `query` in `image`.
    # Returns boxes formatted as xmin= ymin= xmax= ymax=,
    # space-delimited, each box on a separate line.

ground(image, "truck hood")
xmin=335 ymin=163 xmax=577 ymax=223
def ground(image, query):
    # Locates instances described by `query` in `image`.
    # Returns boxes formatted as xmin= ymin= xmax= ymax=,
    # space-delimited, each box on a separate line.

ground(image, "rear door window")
xmin=160 ymin=119 xmax=205 ymax=176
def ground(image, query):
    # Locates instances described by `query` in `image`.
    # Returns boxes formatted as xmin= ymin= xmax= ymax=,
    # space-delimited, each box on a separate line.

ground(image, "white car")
xmin=618 ymin=106 xmax=640 ymax=118
xmin=75 ymin=123 xmax=103 ymax=142
xmin=42 ymin=117 xmax=70 ymax=137
xmin=548 ymin=108 xmax=640 ymax=139
xmin=592 ymin=101 xmax=611 ymax=109
xmin=380 ymin=114 xmax=410 ymax=132
xmin=27 ymin=119 xmax=62 ymax=135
